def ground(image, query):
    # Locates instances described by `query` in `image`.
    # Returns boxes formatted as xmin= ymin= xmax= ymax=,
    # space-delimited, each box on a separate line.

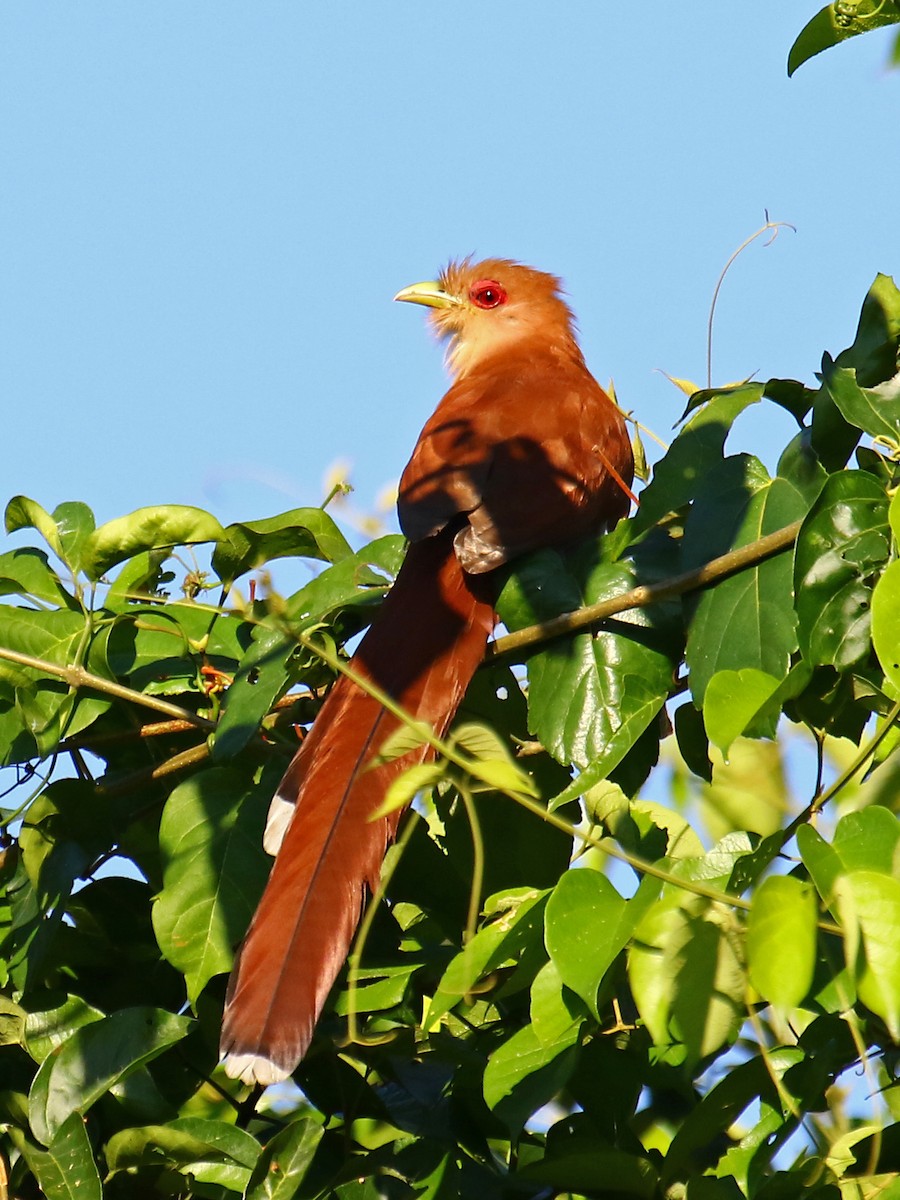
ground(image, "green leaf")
xmin=873 ymin=559 xmax=900 ymax=692
xmin=211 ymin=624 xmax=297 ymax=760
xmin=890 ymin=489 xmax=900 ymax=544
xmin=684 ymin=456 xmax=809 ymax=705
xmin=23 ymin=994 xmax=106 ymax=1063
xmin=427 ymin=889 xmax=548 ymax=1028
xmin=545 ymin=869 xmax=659 ymax=1019
xmin=835 ymin=274 xmax=900 ymax=387
xmin=28 ymin=1006 xmax=192 ymax=1144
xmin=482 ymin=1021 xmax=579 ymax=1134
xmin=789 ymin=4 xmax=900 ymax=75
xmin=747 ymin=875 xmax=817 ymax=1011
xmin=794 ymin=471 xmax=889 ymax=671
xmin=519 ymin=1136 xmax=660 ymax=1198
xmin=499 ymin=554 xmax=675 ymax=776
xmin=105 ymin=1117 xmax=260 ymax=1189
xmin=834 ymin=870 xmax=900 ymax=1038
xmin=8 ymin=1112 xmax=102 ymax=1200
xmin=152 ymin=766 xmax=272 ymax=1003
xmin=629 ymin=853 xmax=745 ymax=1062
xmin=633 ymin=386 xmax=762 ymax=532
xmin=530 ymin=958 xmax=584 ymax=1046
xmin=212 ymin=506 xmax=353 ymax=587
xmin=664 ymin=1048 xmax=805 ymax=1184
xmin=0 ymin=548 xmax=77 ymax=609
xmin=545 ymin=870 xmax=624 ymax=1019
xmin=824 ymin=367 xmax=900 ymax=444
xmin=373 ymin=762 xmax=445 ymax=818
xmin=214 ymin=537 xmax=405 ymax=759
xmin=703 ymin=668 xmax=781 ymax=756
xmin=797 ymin=823 xmax=844 ymax=912
xmin=244 ymin=1118 xmax=324 ymax=1200
xmin=5 ymin=495 xmax=64 ymax=558
xmin=51 ymin=502 xmax=95 ymax=574
xmin=81 ymin=504 xmax=226 ymax=580
xmin=834 ymin=806 xmax=900 ymax=874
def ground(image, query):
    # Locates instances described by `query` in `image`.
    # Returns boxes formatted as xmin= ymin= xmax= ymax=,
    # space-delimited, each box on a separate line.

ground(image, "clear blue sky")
xmin=1 ymin=3 xmax=897 ymax=540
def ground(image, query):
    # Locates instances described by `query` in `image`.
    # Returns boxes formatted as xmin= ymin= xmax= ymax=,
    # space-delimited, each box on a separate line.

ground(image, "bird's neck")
xmin=446 ymin=327 xmax=584 ymax=381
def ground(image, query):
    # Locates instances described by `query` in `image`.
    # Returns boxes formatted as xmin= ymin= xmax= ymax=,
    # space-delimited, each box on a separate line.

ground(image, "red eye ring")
xmin=469 ymin=279 xmax=507 ymax=310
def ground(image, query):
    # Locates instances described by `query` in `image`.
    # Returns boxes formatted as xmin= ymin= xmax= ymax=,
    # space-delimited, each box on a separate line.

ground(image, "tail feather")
xmin=220 ymin=531 xmax=494 ymax=1082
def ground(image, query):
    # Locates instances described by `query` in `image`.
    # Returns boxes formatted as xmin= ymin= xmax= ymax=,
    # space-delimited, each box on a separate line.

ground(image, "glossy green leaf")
xmin=212 ymin=506 xmax=353 ymax=586
xmin=873 ymin=559 xmax=900 ymax=692
xmin=81 ymin=504 xmax=225 ymax=580
xmin=5 ymin=495 xmax=64 ymax=558
xmin=797 ymin=823 xmax=844 ymax=913
xmin=451 ymin=720 xmax=539 ymax=796
xmin=51 ymin=502 xmax=95 ymax=574
xmin=703 ymin=668 xmax=781 ymax=756
xmin=633 ymin=386 xmax=762 ymax=532
xmin=499 ymin=554 xmax=675 ymax=776
xmin=211 ymin=624 xmax=297 ymax=760
xmin=825 ymin=366 xmax=900 ymax=447
xmin=28 ymin=1007 xmax=192 ymax=1144
xmin=0 ymin=548 xmax=77 ymax=609
xmin=105 ymin=1117 xmax=260 ymax=1189
xmin=890 ymin=488 xmax=900 ymax=543
xmin=684 ymin=456 xmax=809 ymax=704
xmin=747 ymin=875 xmax=817 ymax=1010
xmin=833 ymin=274 xmax=900 ymax=387
xmin=105 ymin=547 xmax=171 ymax=605
xmin=152 ymin=767 xmax=271 ymax=1003
xmin=244 ymin=1118 xmax=324 ymax=1200
xmin=789 ymin=4 xmax=900 ymax=75
xmin=545 ymin=869 xmax=624 ymax=1018
xmin=794 ymin=471 xmax=889 ymax=670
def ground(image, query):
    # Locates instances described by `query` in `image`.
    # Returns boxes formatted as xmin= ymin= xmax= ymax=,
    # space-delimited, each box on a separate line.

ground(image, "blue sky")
xmin=1 ymin=3 xmax=897 ymax=540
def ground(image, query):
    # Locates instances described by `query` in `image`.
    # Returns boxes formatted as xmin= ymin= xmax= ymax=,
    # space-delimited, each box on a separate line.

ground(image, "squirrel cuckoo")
xmin=220 ymin=258 xmax=635 ymax=1085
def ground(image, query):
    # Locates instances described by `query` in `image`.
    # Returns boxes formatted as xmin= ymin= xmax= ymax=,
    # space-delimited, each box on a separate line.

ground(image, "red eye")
xmin=469 ymin=279 xmax=507 ymax=310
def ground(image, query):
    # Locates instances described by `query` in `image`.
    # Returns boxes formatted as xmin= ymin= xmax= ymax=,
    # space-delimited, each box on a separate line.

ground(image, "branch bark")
xmin=488 ymin=518 xmax=802 ymax=661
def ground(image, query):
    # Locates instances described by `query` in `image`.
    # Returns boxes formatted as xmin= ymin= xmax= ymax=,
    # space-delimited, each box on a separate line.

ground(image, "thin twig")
xmin=0 ymin=645 xmax=214 ymax=731
xmin=98 ymin=742 xmax=212 ymax=796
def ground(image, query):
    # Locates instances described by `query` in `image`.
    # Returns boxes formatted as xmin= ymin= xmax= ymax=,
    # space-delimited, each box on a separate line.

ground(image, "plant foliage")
xmin=1 ymin=272 xmax=898 ymax=1197
xmin=2 ymin=27 xmax=900 ymax=1196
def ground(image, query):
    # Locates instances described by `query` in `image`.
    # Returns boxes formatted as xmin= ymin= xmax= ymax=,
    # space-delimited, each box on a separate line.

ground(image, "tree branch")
xmin=488 ymin=518 xmax=803 ymax=661
xmin=0 ymin=645 xmax=214 ymax=731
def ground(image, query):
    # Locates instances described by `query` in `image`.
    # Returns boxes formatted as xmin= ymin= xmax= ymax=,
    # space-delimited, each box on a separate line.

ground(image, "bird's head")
xmin=395 ymin=257 xmax=581 ymax=379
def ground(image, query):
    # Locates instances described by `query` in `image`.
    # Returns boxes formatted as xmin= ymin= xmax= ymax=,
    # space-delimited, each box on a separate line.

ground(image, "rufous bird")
xmin=220 ymin=258 xmax=635 ymax=1085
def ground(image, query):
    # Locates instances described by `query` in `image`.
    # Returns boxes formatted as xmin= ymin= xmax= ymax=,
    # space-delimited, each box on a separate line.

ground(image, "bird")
xmin=220 ymin=257 xmax=636 ymax=1085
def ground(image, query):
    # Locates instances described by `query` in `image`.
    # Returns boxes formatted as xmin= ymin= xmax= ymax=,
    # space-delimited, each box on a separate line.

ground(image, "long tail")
xmin=220 ymin=529 xmax=495 ymax=1084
